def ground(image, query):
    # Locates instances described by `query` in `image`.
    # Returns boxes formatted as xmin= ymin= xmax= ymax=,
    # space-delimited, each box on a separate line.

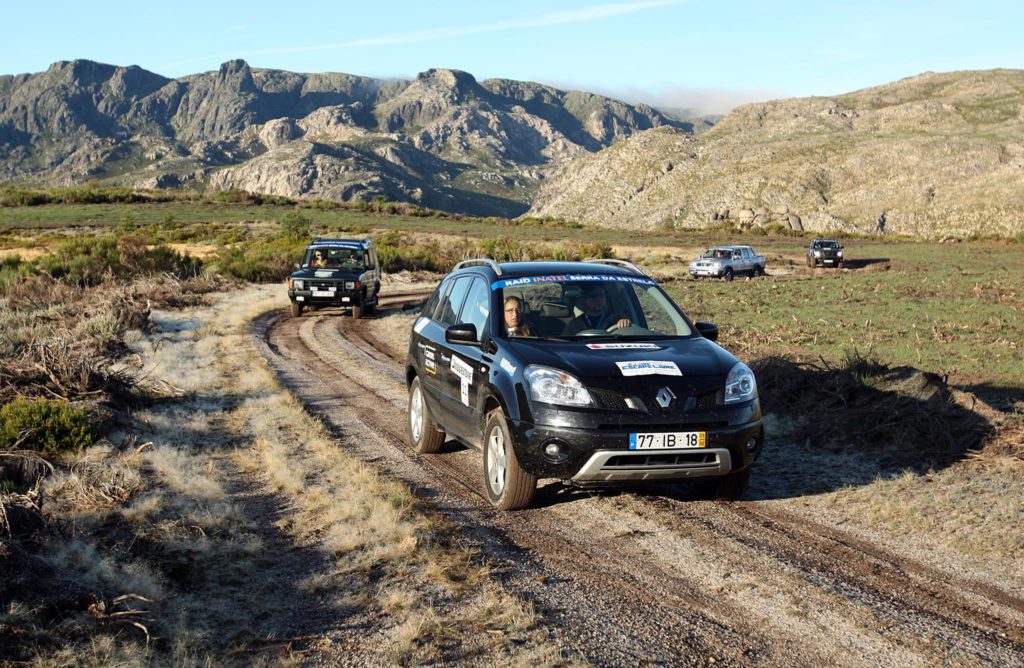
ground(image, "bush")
xmin=35 ymin=235 xmax=202 ymax=286
xmin=0 ymin=399 xmax=95 ymax=459
xmin=280 ymin=211 xmax=312 ymax=242
xmin=0 ymin=256 xmax=32 ymax=294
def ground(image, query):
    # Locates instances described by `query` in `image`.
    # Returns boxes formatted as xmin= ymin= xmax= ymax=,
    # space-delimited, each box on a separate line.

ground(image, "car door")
xmin=442 ymin=277 xmax=493 ymax=444
xmin=431 ymin=276 xmax=475 ymax=430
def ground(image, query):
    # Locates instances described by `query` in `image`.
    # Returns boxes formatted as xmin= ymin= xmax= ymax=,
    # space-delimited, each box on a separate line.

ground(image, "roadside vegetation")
xmin=1 ymin=188 xmax=1021 ymax=663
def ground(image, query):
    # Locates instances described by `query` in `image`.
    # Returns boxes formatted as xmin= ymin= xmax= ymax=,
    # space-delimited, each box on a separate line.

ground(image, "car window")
xmin=457 ymin=277 xmax=490 ymax=342
xmin=437 ymin=276 xmax=473 ymax=328
xmin=492 ymin=274 xmax=692 ymax=340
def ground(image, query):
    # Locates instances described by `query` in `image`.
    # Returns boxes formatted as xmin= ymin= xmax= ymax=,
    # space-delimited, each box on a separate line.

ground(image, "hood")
xmin=290 ymin=267 xmax=364 ymax=280
xmin=506 ymin=336 xmax=739 ymax=380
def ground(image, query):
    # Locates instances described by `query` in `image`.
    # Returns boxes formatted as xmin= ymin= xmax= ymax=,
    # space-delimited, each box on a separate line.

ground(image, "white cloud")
xmin=241 ymin=1 xmax=689 ymax=55
xmin=542 ymin=80 xmax=784 ymax=115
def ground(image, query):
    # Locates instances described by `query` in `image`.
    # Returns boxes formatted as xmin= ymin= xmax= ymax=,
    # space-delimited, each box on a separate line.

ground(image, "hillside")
xmin=0 ymin=60 xmax=687 ymax=217
xmin=527 ymin=70 xmax=1024 ymax=238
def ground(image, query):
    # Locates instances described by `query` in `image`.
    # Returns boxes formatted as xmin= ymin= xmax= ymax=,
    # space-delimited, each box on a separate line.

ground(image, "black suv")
xmin=806 ymin=239 xmax=844 ymax=268
xmin=405 ymin=259 xmax=765 ymax=510
xmin=286 ymin=238 xmax=381 ymax=317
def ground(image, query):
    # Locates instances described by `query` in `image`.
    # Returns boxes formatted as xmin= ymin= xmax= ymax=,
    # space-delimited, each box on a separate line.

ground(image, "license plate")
xmin=629 ymin=431 xmax=706 ymax=449
xmin=311 ymin=288 xmax=335 ymax=297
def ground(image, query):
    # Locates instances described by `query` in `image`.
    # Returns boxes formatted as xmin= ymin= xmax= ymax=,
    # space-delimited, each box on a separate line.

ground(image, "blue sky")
xmin=3 ymin=1 xmax=1021 ymax=113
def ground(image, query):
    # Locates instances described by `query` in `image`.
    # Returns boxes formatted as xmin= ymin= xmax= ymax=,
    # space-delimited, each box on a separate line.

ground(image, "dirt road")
xmin=252 ymin=294 xmax=1024 ymax=666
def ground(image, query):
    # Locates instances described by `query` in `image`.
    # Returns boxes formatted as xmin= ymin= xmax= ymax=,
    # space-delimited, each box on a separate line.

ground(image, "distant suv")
xmin=286 ymin=238 xmax=381 ymax=317
xmin=405 ymin=259 xmax=765 ymax=510
xmin=688 ymin=245 xmax=765 ymax=280
xmin=807 ymin=239 xmax=844 ymax=268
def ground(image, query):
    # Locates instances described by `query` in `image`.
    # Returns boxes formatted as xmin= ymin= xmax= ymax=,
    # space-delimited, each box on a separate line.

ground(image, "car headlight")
xmin=814 ymin=250 xmax=822 ymax=257
xmin=293 ymin=279 xmax=304 ymax=289
xmin=724 ymin=362 xmax=757 ymax=404
xmin=345 ymin=281 xmax=355 ymax=290
xmin=837 ymin=251 xmax=843 ymax=257
xmin=524 ymin=365 xmax=593 ymax=407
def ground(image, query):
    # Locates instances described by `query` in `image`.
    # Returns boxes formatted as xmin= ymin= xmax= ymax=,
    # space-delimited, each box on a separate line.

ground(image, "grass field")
xmin=2 ymin=200 xmax=1020 ymax=405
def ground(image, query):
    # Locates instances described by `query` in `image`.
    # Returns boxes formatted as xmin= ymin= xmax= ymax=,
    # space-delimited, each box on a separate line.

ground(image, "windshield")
xmin=494 ymin=274 xmax=694 ymax=340
xmin=701 ymin=249 xmax=729 ymax=259
xmin=303 ymin=247 xmax=364 ymax=269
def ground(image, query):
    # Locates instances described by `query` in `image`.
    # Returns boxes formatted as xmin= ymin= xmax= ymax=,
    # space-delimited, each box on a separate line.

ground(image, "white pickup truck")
xmin=688 ymin=245 xmax=766 ymax=280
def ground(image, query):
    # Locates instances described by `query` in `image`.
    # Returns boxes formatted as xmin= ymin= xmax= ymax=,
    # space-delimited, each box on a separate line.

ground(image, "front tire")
xmin=352 ymin=302 xmax=363 ymax=319
xmin=290 ymin=302 xmax=303 ymax=317
xmin=483 ymin=410 xmax=536 ymax=510
xmin=723 ymin=268 xmax=734 ymax=282
xmin=408 ymin=377 xmax=445 ymax=454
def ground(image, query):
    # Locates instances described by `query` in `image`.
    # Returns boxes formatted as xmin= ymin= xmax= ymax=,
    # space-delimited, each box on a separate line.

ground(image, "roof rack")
xmin=584 ymin=258 xmax=646 ymax=276
xmin=312 ymin=237 xmax=372 ymax=246
xmin=453 ymin=258 xmax=503 ymax=276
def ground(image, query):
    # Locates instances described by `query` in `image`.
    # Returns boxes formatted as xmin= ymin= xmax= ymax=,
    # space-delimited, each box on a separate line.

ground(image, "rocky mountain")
xmin=0 ymin=60 xmax=685 ymax=216
xmin=527 ymin=70 xmax=1024 ymax=238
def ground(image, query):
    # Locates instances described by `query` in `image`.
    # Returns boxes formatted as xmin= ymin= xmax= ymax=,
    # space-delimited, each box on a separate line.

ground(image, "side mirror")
xmin=294 ymin=263 xmax=301 ymax=270
xmin=445 ymin=323 xmax=480 ymax=346
xmin=695 ymin=321 xmax=718 ymax=341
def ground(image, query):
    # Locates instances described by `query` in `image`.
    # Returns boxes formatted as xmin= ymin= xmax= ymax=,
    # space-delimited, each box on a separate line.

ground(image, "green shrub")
xmin=37 ymin=236 xmax=202 ymax=286
xmin=0 ymin=399 xmax=95 ymax=459
xmin=0 ymin=256 xmax=32 ymax=294
xmin=280 ymin=211 xmax=312 ymax=242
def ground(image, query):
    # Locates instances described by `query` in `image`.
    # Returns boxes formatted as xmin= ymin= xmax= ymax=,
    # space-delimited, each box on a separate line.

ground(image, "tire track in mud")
xmin=253 ymin=305 xmax=1024 ymax=667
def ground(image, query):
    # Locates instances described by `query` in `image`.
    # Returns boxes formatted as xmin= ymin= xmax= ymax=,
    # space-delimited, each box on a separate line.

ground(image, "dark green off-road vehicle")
xmin=286 ymin=238 xmax=381 ymax=318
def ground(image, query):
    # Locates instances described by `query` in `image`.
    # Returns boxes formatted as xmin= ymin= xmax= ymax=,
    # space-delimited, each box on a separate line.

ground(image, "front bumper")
xmin=689 ymin=266 xmax=725 ymax=278
xmin=288 ymin=288 xmax=362 ymax=307
xmin=510 ymin=401 xmax=764 ymax=482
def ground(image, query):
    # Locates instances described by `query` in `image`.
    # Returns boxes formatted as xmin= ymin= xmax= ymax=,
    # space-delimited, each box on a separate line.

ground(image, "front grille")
xmin=571 ymin=447 xmax=732 ymax=481
xmin=310 ymin=280 xmax=339 ymax=290
xmin=590 ymin=387 xmax=633 ymax=410
xmin=604 ymin=452 xmax=718 ymax=468
xmin=595 ymin=421 xmax=729 ymax=432
xmin=695 ymin=391 xmax=719 ymax=409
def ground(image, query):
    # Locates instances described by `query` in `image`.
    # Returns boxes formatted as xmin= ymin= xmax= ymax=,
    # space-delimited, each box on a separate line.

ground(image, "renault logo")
xmin=655 ymin=386 xmax=676 ymax=410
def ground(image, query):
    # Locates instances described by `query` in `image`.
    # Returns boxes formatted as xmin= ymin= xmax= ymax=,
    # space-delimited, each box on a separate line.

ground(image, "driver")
xmin=563 ymin=284 xmax=631 ymax=335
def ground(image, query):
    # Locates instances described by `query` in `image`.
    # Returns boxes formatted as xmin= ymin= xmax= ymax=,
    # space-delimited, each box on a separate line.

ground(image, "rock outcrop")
xmin=527 ymin=70 xmax=1024 ymax=238
xmin=0 ymin=60 xmax=684 ymax=217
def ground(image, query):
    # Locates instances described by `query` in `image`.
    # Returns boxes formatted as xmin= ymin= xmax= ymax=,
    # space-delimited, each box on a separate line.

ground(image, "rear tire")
xmin=712 ymin=468 xmax=750 ymax=500
xmin=483 ymin=410 xmax=536 ymax=510
xmin=752 ymin=265 xmax=763 ymax=278
xmin=290 ymin=302 xmax=303 ymax=317
xmin=408 ymin=377 xmax=445 ymax=454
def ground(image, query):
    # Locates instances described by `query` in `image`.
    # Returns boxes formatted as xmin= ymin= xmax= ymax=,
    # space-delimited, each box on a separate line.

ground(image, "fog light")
xmin=542 ymin=441 xmax=569 ymax=463
xmin=745 ymin=436 xmax=758 ymax=452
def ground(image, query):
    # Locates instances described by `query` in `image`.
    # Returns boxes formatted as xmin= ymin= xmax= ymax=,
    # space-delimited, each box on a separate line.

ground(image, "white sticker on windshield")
xmin=616 ymin=360 xmax=682 ymax=377
xmin=587 ymin=343 xmax=661 ymax=350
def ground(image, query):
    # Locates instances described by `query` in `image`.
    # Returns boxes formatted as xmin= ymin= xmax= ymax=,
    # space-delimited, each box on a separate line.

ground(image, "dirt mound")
xmin=752 ymin=354 xmax=997 ymax=468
